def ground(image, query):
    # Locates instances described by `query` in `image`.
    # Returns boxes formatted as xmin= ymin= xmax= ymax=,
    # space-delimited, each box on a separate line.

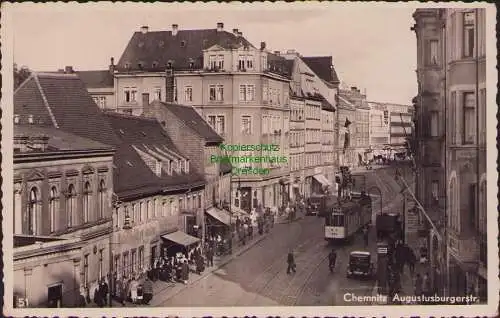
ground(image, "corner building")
xmin=413 ymin=8 xmax=487 ymax=301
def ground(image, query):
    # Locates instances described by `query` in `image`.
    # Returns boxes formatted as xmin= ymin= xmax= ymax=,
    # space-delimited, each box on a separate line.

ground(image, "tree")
xmin=14 ymin=63 xmax=32 ymax=90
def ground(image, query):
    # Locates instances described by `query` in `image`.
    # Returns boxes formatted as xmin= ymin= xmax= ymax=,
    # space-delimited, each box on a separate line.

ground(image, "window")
xmin=154 ymin=87 xmax=161 ymax=101
xmin=123 ymin=252 xmax=129 ymax=276
xmin=98 ymin=249 xmax=103 ymax=279
xmin=383 ymin=111 xmax=388 ymax=125
xmin=83 ymin=182 xmax=91 ymax=223
xmin=216 ymin=115 xmax=225 ymax=135
xmin=261 ymin=55 xmax=267 ymax=71
xmin=463 ymin=12 xmax=475 ymax=58
xmin=184 ymin=86 xmax=193 ymax=102
xmin=138 ymin=246 xmax=144 ymax=271
xmin=83 ymin=255 xmax=89 ymax=288
xmin=92 ymin=97 xmax=99 ymax=105
xmin=114 ymin=255 xmax=120 ymax=278
xmin=179 ymin=198 xmax=184 ymax=211
xmin=99 ymin=97 xmax=106 ymax=108
xmin=49 ymin=187 xmax=58 ymax=233
xmin=469 ymin=183 xmax=477 ymax=229
xmin=429 ymin=40 xmax=439 ymax=65
xmin=239 ymin=85 xmax=255 ymax=101
xmin=431 ymin=180 xmax=439 ymax=201
xmin=153 ymin=198 xmax=157 ymax=218
xmin=246 ymin=55 xmax=254 ymax=69
xmin=209 ymin=55 xmax=216 ymax=69
xmin=98 ymin=180 xmax=105 ymax=219
xmin=207 ymin=115 xmax=215 ymax=127
xmin=66 ymin=184 xmax=76 ymax=228
xmin=209 ymin=85 xmax=223 ymax=101
xmin=146 ymin=200 xmax=151 ymax=219
xmin=235 ymin=190 xmax=240 ymax=207
xmin=241 ymin=115 xmax=252 ymax=135
xmin=430 ymin=111 xmax=439 ymax=137
xmin=238 ymin=55 xmax=246 ymax=70
xmin=462 ymin=92 xmax=476 ymax=144
xmin=27 ymin=187 xmax=38 ymax=235
xmin=131 ymin=249 xmax=137 ymax=273
xmin=124 ymin=87 xmax=137 ymax=103
xmin=479 ymin=88 xmax=486 ymax=144
xmin=217 ymin=55 xmax=224 ymax=69
xmin=198 ymin=194 xmax=202 ymax=208
xmin=216 ymin=85 xmax=224 ymax=101
xmin=131 ymin=203 xmax=136 ymax=223
xmin=139 ymin=201 xmax=144 ymax=222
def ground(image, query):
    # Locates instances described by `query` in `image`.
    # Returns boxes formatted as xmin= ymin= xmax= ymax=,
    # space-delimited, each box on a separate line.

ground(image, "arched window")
xmin=153 ymin=198 xmax=157 ymax=218
xmin=49 ymin=186 xmax=58 ymax=233
xmin=83 ymin=182 xmax=91 ymax=223
xmin=27 ymin=187 xmax=38 ymax=235
xmin=98 ymin=180 xmax=106 ymax=219
xmin=67 ymin=184 xmax=76 ymax=228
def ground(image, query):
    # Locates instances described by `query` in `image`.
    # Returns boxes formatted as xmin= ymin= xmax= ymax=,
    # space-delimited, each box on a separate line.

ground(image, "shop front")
xmin=205 ymin=206 xmax=233 ymax=239
xmin=160 ymin=230 xmax=201 ymax=259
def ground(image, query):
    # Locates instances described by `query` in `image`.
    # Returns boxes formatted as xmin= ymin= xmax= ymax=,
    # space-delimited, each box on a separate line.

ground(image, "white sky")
xmin=11 ymin=2 xmax=423 ymax=104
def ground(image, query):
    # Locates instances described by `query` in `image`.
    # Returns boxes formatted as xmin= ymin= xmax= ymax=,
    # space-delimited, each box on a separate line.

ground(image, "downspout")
xmin=473 ymin=8 xmax=480 ymax=295
xmin=442 ymin=10 xmax=448 ymax=297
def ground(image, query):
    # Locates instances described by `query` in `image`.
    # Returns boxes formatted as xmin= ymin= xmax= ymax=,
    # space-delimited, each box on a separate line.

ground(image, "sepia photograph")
xmin=2 ymin=2 xmax=498 ymax=317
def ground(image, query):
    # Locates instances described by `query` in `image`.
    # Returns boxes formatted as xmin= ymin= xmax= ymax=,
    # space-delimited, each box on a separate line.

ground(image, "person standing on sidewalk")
xmin=422 ymin=272 xmax=431 ymax=303
xmin=206 ymin=245 xmax=214 ymax=267
xmin=414 ymin=273 xmax=423 ymax=299
xmin=142 ymin=277 xmax=153 ymax=305
xmin=287 ymin=249 xmax=296 ymax=274
xmin=362 ymin=225 xmax=369 ymax=247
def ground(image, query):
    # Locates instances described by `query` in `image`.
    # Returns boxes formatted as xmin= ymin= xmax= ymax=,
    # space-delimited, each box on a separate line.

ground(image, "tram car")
xmin=308 ymin=194 xmax=336 ymax=217
xmin=324 ymin=193 xmax=372 ymax=242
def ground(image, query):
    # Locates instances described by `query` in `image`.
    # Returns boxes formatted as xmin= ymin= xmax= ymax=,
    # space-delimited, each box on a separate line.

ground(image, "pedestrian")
xmin=408 ymin=249 xmax=417 ymax=276
xmin=142 ymin=277 xmax=153 ymax=305
xmin=414 ymin=273 xmax=423 ymax=298
xmin=206 ymin=245 xmax=214 ymax=267
xmin=196 ymin=253 xmax=204 ymax=274
xmin=78 ymin=287 xmax=87 ymax=307
xmin=287 ymin=249 xmax=296 ymax=274
xmin=181 ymin=259 xmax=189 ymax=284
xmin=100 ymin=278 xmax=109 ymax=304
xmin=422 ymin=272 xmax=431 ymax=298
xmin=242 ymin=222 xmax=248 ymax=245
xmin=362 ymin=226 xmax=369 ymax=247
xmin=116 ymin=278 xmax=125 ymax=306
xmin=328 ymin=249 xmax=337 ymax=273
xmin=130 ymin=277 xmax=139 ymax=304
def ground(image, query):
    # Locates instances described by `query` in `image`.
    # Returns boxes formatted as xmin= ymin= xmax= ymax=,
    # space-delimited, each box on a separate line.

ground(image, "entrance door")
xmin=150 ymin=245 xmax=157 ymax=265
xmin=240 ymin=188 xmax=251 ymax=213
xmin=47 ymin=284 xmax=62 ymax=308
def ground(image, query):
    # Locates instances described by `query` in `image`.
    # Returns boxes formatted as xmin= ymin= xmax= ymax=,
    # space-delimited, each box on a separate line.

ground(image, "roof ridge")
xmin=36 ymin=72 xmax=79 ymax=78
xmin=14 ymin=73 xmax=36 ymax=95
xmin=105 ymin=112 xmax=158 ymax=122
xmin=33 ymin=74 xmax=59 ymax=128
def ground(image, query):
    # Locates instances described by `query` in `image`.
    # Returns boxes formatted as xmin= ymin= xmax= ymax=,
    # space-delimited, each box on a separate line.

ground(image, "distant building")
xmin=336 ymin=94 xmax=356 ymax=167
xmin=115 ymin=23 xmax=291 ymax=212
xmin=385 ymin=102 xmax=414 ymax=156
xmin=367 ymin=101 xmax=391 ymax=157
xmin=413 ymin=8 xmax=487 ymax=301
xmin=13 ymin=124 xmax=115 ymax=308
xmin=288 ymin=96 xmax=306 ymax=200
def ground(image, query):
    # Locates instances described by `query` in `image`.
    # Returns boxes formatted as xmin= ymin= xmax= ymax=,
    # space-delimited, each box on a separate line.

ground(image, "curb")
xmin=153 ymin=234 xmax=268 ymax=305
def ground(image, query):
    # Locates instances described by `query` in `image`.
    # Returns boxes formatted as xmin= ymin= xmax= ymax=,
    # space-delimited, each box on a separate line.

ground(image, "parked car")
xmin=346 ymin=251 xmax=375 ymax=279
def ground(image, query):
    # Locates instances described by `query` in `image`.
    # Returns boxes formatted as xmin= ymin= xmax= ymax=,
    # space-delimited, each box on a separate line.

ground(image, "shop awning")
xmin=206 ymin=207 xmax=231 ymax=226
xmin=313 ymin=174 xmax=331 ymax=187
xmin=231 ymin=206 xmax=249 ymax=217
xmin=161 ymin=231 xmax=200 ymax=247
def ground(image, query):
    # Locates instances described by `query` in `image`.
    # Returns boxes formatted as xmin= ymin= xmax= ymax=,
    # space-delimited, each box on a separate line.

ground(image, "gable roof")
xmin=157 ymin=102 xmax=223 ymax=144
xmin=14 ymin=73 xmax=120 ymax=145
xmin=103 ymin=112 xmax=205 ymax=197
xmin=117 ymin=28 xmax=255 ymax=72
xmin=76 ymin=70 xmax=114 ymax=88
xmin=14 ymin=125 xmax=112 ymax=152
xmin=301 ymin=56 xmax=340 ymax=85
xmin=337 ymin=95 xmax=357 ymax=111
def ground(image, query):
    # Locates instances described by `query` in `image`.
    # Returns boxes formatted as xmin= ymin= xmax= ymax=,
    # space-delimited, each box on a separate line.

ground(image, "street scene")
xmin=4 ymin=3 xmax=495 ymax=317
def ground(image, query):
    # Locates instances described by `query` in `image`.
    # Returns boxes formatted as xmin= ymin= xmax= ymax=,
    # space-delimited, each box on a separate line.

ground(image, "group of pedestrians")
xmin=78 ymin=278 xmax=109 ymax=307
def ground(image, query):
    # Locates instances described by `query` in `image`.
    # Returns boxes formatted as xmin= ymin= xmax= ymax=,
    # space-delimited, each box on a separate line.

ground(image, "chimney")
xmin=217 ymin=22 xmax=224 ymax=32
xmin=109 ymin=57 xmax=115 ymax=73
xmin=65 ymin=66 xmax=74 ymax=73
xmin=237 ymin=31 xmax=243 ymax=37
xmin=260 ymin=42 xmax=266 ymax=50
xmin=142 ymin=93 xmax=150 ymax=108
xmin=286 ymin=49 xmax=296 ymax=55
xmin=172 ymin=24 xmax=179 ymax=36
xmin=140 ymin=25 xmax=149 ymax=34
xmin=350 ymin=86 xmax=357 ymax=92
xmin=274 ymin=51 xmax=280 ymax=56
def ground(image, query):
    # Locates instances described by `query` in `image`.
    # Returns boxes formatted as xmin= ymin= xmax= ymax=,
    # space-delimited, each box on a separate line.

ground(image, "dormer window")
xmin=185 ymin=160 xmax=189 ymax=173
xmin=125 ymin=63 xmax=131 ymax=69
xmin=167 ymin=61 xmax=173 ymax=69
xmin=180 ymin=40 xmax=186 ymax=48
xmin=155 ymin=160 xmax=162 ymax=176
xmin=152 ymin=61 xmax=158 ymax=68
xmin=14 ymin=114 xmax=19 ymax=124
xmin=169 ymin=160 xmax=174 ymax=174
xmin=189 ymin=60 xmax=195 ymax=69
xmin=209 ymin=55 xmax=216 ymax=69
xmin=138 ymin=62 xmax=143 ymax=69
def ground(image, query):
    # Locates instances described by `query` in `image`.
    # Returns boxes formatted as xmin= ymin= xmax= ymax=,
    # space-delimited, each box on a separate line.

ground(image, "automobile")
xmin=346 ymin=251 xmax=375 ymax=279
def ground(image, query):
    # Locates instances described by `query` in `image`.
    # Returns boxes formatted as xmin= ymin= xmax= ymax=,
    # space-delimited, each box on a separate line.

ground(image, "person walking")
xmin=287 ymin=250 xmax=296 ymax=274
xmin=362 ymin=225 xmax=369 ymax=247
xmin=142 ymin=277 xmax=153 ymax=305
xmin=206 ymin=245 xmax=214 ymax=267
xmin=181 ymin=259 xmax=189 ymax=284
xmin=328 ymin=249 xmax=337 ymax=273
xmin=422 ymin=272 xmax=431 ymax=302
xmin=408 ymin=248 xmax=417 ymax=277
xmin=414 ymin=273 xmax=423 ymax=298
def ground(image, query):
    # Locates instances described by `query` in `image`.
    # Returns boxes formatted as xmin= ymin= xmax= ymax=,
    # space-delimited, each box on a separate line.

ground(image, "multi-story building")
xmin=336 ymin=93 xmax=357 ymax=167
xmin=114 ymin=23 xmax=291 ymax=212
xmin=289 ymin=96 xmax=306 ymax=200
xmin=321 ymin=101 xmax=336 ymax=181
xmin=283 ymin=52 xmax=337 ymax=196
xmin=13 ymin=73 xmax=118 ymax=306
xmin=143 ymin=99 xmax=233 ymax=234
xmin=412 ymin=8 xmax=487 ymax=300
xmin=367 ymin=101 xmax=391 ymax=157
xmin=73 ymin=60 xmax=116 ymax=112
xmin=340 ymin=87 xmax=371 ymax=165
xmin=386 ymin=103 xmax=414 ymax=157
xmin=103 ymin=112 xmax=205 ymax=281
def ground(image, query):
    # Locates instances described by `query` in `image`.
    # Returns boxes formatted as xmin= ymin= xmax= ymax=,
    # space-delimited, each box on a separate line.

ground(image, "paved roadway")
xmin=158 ymin=166 xmax=412 ymax=307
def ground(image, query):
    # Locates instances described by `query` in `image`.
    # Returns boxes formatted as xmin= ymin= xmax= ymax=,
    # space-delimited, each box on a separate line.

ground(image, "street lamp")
xmin=367 ymin=185 xmax=383 ymax=215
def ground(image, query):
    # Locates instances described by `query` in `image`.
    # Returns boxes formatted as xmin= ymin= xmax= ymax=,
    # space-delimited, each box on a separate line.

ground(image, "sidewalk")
xmin=105 ymin=232 xmax=268 ymax=307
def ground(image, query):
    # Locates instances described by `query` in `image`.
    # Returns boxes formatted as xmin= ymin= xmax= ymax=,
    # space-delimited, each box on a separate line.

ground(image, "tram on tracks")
xmin=324 ymin=169 xmax=372 ymax=242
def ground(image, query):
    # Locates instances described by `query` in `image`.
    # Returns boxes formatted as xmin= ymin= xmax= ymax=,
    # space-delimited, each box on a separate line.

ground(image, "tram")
xmin=324 ymin=193 xmax=372 ymax=241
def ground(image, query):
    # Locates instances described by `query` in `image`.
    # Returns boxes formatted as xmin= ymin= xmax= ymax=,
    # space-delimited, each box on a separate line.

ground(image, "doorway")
xmin=47 ymin=283 xmax=63 ymax=308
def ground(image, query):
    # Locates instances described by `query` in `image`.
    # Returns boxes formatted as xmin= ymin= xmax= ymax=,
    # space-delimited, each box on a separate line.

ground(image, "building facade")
xmin=386 ymin=103 xmax=414 ymax=156
xmin=289 ymin=97 xmax=306 ymax=200
xmin=412 ymin=8 xmax=487 ymax=301
xmin=114 ymin=23 xmax=291 ymax=212
xmin=336 ymin=95 xmax=357 ymax=167
xmin=367 ymin=101 xmax=391 ymax=157
xmin=13 ymin=125 xmax=115 ymax=307
xmin=74 ymin=61 xmax=116 ymax=112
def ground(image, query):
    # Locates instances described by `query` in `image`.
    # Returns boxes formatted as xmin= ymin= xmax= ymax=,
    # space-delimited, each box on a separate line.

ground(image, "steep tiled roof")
xmin=337 ymin=95 xmax=356 ymax=111
xmin=158 ymin=102 xmax=223 ymax=144
xmin=76 ymin=70 xmax=114 ymax=88
xmin=267 ymin=53 xmax=294 ymax=78
xmin=117 ymin=28 xmax=255 ymax=72
xmin=14 ymin=73 xmax=120 ymax=145
xmin=318 ymin=94 xmax=335 ymax=112
xmin=302 ymin=56 xmax=340 ymax=84
xmin=103 ymin=112 xmax=205 ymax=197
xmin=14 ymin=125 xmax=112 ymax=152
